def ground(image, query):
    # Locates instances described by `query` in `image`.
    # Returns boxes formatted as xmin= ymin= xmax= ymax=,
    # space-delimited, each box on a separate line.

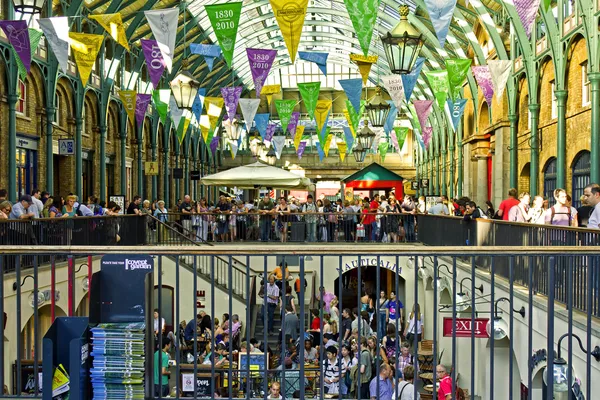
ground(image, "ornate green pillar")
xmin=183 ymin=152 xmax=189 ymax=196
xmin=75 ymin=115 xmax=83 ymax=199
xmin=509 ymin=114 xmax=518 ymax=189
xmin=414 ymin=150 xmax=420 ymax=198
xmin=45 ymin=57 xmax=59 ymax=195
xmin=200 ymin=142 xmax=205 ymax=199
xmin=151 ymin=115 xmax=158 ymax=201
xmin=457 ymin=123 xmax=464 ymax=198
xmin=528 ymin=104 xmax=540 ymax=196
xmin=589 ymin=73 xmax=600 ymax=183
xmin=162 ymin=120 xmax=171 ymax=207
xmin=174 ymin=143 xmax=180 ymax=202
xmin=119 ymin=111 xmax=127 ymax=196
xmin=7 ymin=57 xmax=18 ymax=202
xmin=448 ymin=125 xmax=455 ymax=199
xmin=555 ymin=90 xmax=568 ymax=188
xmin=136 ymin=127 xmax=143 ymax=199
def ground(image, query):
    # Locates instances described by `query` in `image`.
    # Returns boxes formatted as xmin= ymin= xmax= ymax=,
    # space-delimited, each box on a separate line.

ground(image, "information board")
xmin=238 ymin=352 xmax=268 ymax=376
xmin=108 ymin=195 xmax=125 ymax=215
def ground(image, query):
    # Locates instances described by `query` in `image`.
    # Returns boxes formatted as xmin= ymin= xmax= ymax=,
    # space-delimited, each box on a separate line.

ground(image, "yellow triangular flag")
xmin=343 ymin=109 xmax=356 ymax=138
xmin=205 ymin=97 xmax=224 ymax=116
xmin=323 ymin=134 xmax=332 ymax=157
xmin=294 ymin=125 xmax=304 ymax=150
xmin=118 ymin=90 xmax=137 ymax=125
xmin=350 ymin=54 xmax=378 ymax=85
xmin=261 ymin=84 xmax=281 ymax=106
xmin=69 ymin=33 xmax=104 ymax=86
xmin=269 ymin=0 xmax=309 ymax=63
xmin=89 ymin=13 xmax=129 ymax=50
xmin=337 ymin=142 xmax=347 ymax=161
xmin=200 ymin=115 xmax=211 ymax=143
xmin=315 ymin=100 xmax=332 ymax=133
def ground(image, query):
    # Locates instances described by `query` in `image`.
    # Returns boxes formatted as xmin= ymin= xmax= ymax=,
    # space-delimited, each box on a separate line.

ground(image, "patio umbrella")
xmin=201 ymin=161 xmax=314 ymax=190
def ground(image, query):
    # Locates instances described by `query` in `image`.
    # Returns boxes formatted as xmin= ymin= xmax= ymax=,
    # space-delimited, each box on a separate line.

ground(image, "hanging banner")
xmin=298 ymin=82 xmax=321 ymax=120
xmin=425 ymin=70 xmax=450 ymax=109
xmin=189 ymin=43 xmax=222 ymax=72
xmin=402 ymin=57 xmax=425 ymax=102
xmin=378 ymin=142 xmax=389 ymax=162
xmin=488 ymin=60 xmax=512 ymax=101
xmin=371 ymin=128 xmax=382 ymax=152
xmin=343 ymin=0 xmax=381 ymax=56
xmin=384 ymin=101 xmax=397 ymax=135
xmin=294 ymin=125 xmax=305 ymax=150
xmin=135 ymin=93 xmax=152 ymax=128
xmin=514 ymin=0 xmax=542 ymax=38
xmin=422 ymin=126 xmax=433 ymax=150
xmin=316 ymin=142 xmax=325 ymax=162
xmin=350 ymin=54 xmax=378 ymax=84
xmin=169 ymin=97 xmax=184 ymax=129
xmin=446 ymin=98 xmax=467 ymax=132
xmin=269 ymin=0 xmax=309 ymax=63
xmin=423 ymin=0 xmax=457 ymax=47
xmin=318 ymin=125 xmax=330 ymax=148
xmin=273 ymin=136 xmax=286 ymax=159
xmin=177 ymin=117 xmax=191 ymax=144
xmin=0 ymin=21 xmax=31 ymax=74
xmin=445 ymin=59 xmax=472 ymax=99
xmin=191 ymin=88 xmax=206 ymax=124
xmin=413 ymin=100 xmax=434 ymax=130
xmin=230 ymin=139 xmax=239 ymax=159
xmin=205 ymin=97 xmax=224 ymax=119
xmin=343 ymin=126 xmax=355 ymax=151
xmin=204 ymin=2 xmax=243 ymax=68
xmin=297 ymin=141 xmax=307 ymax=159
xmin=220 ymin=86 xmax=243 ymax=122
xmin=210 ymin=136 xmax=219 ymax=156
xmin=394 ymin=126 xmax=409 ymax=152
xmin=414 ymin=130 xmax=425 ymax=150
xmin=275 ymin=99 xmax=296 ymax=133
xmin=89 ymin=13 xmax=129 ymax=50
xmin=13 ymin=29 xmax=42 ymax=81
xmin=264 ymin=123 xmax=276 ymax=148
xmin=200 ymin=115 xmax=211 ymax=144
xmin=381 ymin=75 xmax=405 ymax=110
xmin=472 ymin=65 xmax=495 ymax=105
xmin=69 ymin=33 xmax=104 ymax=86
xmin=315 ymin=100 xmax=332 ymax=133
xmin=288 ymin=111 xmax=300 ymax=136
xmin=338 ymin=78 xmax=363 ymax=116
xmin=239 ymin=98 xmax=261 ymax=130
xmin=390 ymin=126 xmax=399 ymax=151
xmin=39 ymin=17 xmax=70 ymax=74
xmin=337 ymin=142 xmax=348 ymax=161
xmin=254 ymin=113 xmax=270 ymax=140
xmin=345 ymin=99 xmax=365 ymax=137
xmin=152 ymin=90 xmax=169 ymax=124
xmin=144 ymin=8 xmax=178 ymax=72
xmin=247 ymin=48 xmax=277 ymax=97
xmin=298 ymin=51 xmax=328 ymax=75
xmin=141 ymin=39 xmax=166 ymax=89
xmin=323 ymin=134 xmax=333 ymax=157
xmin=119 ymin=90 xmax=137 ymax=126
xmin=261 ymin=84 xmax=281 ymax=106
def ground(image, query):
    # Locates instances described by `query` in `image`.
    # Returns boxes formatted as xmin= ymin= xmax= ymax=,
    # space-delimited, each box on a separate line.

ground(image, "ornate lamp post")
xmin=170 ymin=59 xmax=200 ymax=110
xmin=352 ymin=143 xmax=367 ymax=163
xmin=12 ymin=0 xmax=46 ymax=14
xmin=356 ymin=120 xmax=377 ymax=150
xmin=266 ymin=148 xmax=277 ymax=165
xmin=380 ymin=5 xmax=424 ymax=75
xmin=365 ymin=87 xmax=391 ymax=127
xmin=223 ymin=117 xmax=243 ymax=141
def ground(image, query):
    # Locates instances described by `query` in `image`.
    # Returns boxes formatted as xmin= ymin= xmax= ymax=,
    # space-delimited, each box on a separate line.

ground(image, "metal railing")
xmin=1 ymin=246 xmax=598 ymax=400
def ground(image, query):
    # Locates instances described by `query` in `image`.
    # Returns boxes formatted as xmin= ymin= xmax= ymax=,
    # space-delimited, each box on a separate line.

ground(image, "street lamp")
xmin=455 ymin=277 xmax=484 ymax=312
xmin=486 ymin=297 xmax=526 ymax=340
xmin=223 ymin=117 xmax=243 ymax=141
xmin=170 ymin=59 xmax=200 ymax=109
xmin=357 ymin=120 xmax=377 ymax=149
xmin=365 ymin=87 xmax=391 ymax=127
xmin=352 ymin=143 xmax=367 ymax=163
xmin=543 ymin=333 xmax=600 ymax=394
xmin=436 ymin=264 xmax=452 ymax=295
xmin=380 ymin=5 xmax=424 ymax=75
xmin=266 ymin=148 xmax=277 ymax=165
xmin=12 ymin=0 xmax=46 ymax=14
xmin=249 ymin=136 xmax=264 ymax=158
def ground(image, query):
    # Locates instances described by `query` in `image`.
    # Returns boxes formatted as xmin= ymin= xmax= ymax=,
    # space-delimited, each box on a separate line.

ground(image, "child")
xmin=323 ymin=346 xmax=340 ymax=394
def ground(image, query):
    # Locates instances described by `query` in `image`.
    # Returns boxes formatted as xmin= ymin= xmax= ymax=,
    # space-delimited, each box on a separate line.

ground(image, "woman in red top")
xmin=360 ymin=199 xmax=375 ymax=241
xmin=310 ymin=308 xmax=321 ymax=330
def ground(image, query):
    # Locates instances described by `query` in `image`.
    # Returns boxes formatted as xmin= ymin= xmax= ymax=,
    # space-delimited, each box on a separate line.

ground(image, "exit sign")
xmin=442 ymin=317 xmax=489 ymax=338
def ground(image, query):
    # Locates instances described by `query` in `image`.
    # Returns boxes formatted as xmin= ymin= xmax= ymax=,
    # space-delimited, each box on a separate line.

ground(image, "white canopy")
xmin=201 ymin=162 xmax=314 ymax=190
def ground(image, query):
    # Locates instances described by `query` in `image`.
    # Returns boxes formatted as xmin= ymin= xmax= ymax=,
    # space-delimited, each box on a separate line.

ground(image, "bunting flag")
xmin=323 ymin=134 xmax=333 ymax=157
xmin=446 ymin=98 xmax=467 ymax=132
xmin=230 ymin=139 xmax=239 ymax=159
xmin=264 ymin=123 xmax=276 ymax=148
xmin=297 ymin=141 xmax=307 ymax=159
xmin=514 ymin=0 xmax=542 ymax=38
xmin=384 ymin=101 xmax=397 ymax=135
xmin=135 ymin=94 xmax=152 ymax=128
xmin=269 ymin=0 xmax=309 ymax=63
xmin=425 ymin=70 xmax=450 ymax=109
xmin=273 ymin=136 xmax=286 ymax=159
xmin=413 ymin=100 xmax=434 ymax=130
xmin=422 ymin=126 xmax=433 ymax=150
xmin=261 ymin=84 xmax=281 ymax=106
xmin=316 ymin=142 xmax=325 ymax=162
xmin=338 ymin=78 xmax=363 ymax=116
xmin=0 ymin=21 xmax=31 ymax=74
xmin=423 ymin=0 xmax=457 ymax=47
xmin=69 ymin=33 xmax=104 ymax=86
xmin=14 ymin=29 xmax=42 ymax=80
xmin=345 ymin=99 xmax=365 ymax=137
xmin=275 ymin=99 xmax=296 ymax=133
xmin=39 ymin=17 xmax=70 ymax=74
xmin=343 ymin=126 xmax=355 ymax=151
xmin=402 ymin=57 xmax=425 ymax=102
xmin=472 ymin=65 xmax=494 ymax=105
xmin=144 ymin=8 xmax=178 ymax=72
xmin=390 ymin=126 xmax=399 ymax=151
xmin=210 ymin=136 xmax=219 ymax=156
xmin=141 ymin=39 xmax=166 ymax=89
xmin=350 ymin=54 xmax=378 ymax=84
xmin=288 ymin=111 xmax=300 ymax=136
xmin=315 ymin=100 xmax=332 ymax=133
xmin=169 ymin=97 xmax=184 ymax=129
xmin=344 ymin=110 xmax=355 ymax=137
xmin=205 ymin=97 xmax=224 ymax=119
xmin=239 ymin=98 xmax=261 ymax=130
xmin=205 ymin=2 xmax=243 ymax=68
xmin=414 ymin=130 xmax=425 ymax=150
xmin=343 ymin=0 xmax=381 ymax=56
xmin=337 ymin=142 xmax=348 ymax=161
xmin=247 ymin=48 xmax=277 ymax=97
xmin=371 ymin=128 xmax=382 ymax=152
xmin=488 ymin=60 xmax=512 ymax=101
xmin=152 ymin=90 xmax=169 ymax=124
xmin=119 ymin=90 xmax=137 ymax=125
xmin=177 ymin=117 xmax=191 ymax=144
xmin=445 ymin=59 xmax=472 ymax=99
xmin=381 ymin=75 xmax=404 ymax=110
xmin=189 ymin=43 xmax=222 ymax=72
xmin=89 ymin=13 xmax=129 ymax=50
xmin=191 ymin=88 xmax=206 ymax=124
xmin=298 ymin=51 xmax=328 ymax=75
xmin=298 ymin=82 xmax=320 ymax=120
xmin=254 ymin=113 xmax=270 ymax=140
xmin=294 ymin=125 xmax=305 ymax=150
xmin=200 ymin=115 xmax=211 ymax=144
xmin=220 ymin=86 xmax=243 ymax=122
xmin=317 ymin=124 xmax=329 ymax=147
xmin=378 ymin=142 xmax=389 ymax=162
xmin=394 ymin=127 xmax=409 ymax=152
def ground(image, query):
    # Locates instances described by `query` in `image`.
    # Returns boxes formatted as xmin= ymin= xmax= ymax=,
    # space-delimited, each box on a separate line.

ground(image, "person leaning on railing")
xmin=0 ymin=201 xmax=11 ymax=219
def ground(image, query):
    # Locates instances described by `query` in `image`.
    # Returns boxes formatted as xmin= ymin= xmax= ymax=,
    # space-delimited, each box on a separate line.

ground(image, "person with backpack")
xmin=394 ymin=365 xmax=420 ymax=399
xmin=544 ymin=188 xmax=578 ymax=227
xmin=507 ymin=192 xmax=531 ymax=222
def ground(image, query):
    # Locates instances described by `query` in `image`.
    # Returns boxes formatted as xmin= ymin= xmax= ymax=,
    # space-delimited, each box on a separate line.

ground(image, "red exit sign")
xmin=442 ymin=317 xmax=489 ymax=338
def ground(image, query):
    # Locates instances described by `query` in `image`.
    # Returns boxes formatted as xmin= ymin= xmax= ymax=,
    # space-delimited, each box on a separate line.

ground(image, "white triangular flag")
xmin=144 ymin=8 xmax=178 ymax=72
xmin=239 ymin=98 xmax=261 ymax=130
xmin=229 ymin=139 xmax=239 ymax=159
xmin=381 ymin=75 xmax=404 ymax=110
xmin=169 ymin=96 xmax=183 ymax=128
xmin=488 ymin=60 xmax=512 ymax=101
xmin=273 ymin=136 xmax=286 ymax=159
xmin=39 ymin=17 xmax=70 ymax=74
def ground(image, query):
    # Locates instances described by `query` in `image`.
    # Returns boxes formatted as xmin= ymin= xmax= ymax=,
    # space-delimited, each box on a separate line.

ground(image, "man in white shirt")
xmin=394 ymin=365 xmax=420 ymax=399
xmin=264 ymin=275 xmax=280 ymax=334
xmin=585 ymin=184 xmax=600 ymax=228
xmin=31 ymin=189 xmax=44 ymax=218
xmin=428 ymin=197 xmax=449 ymax=215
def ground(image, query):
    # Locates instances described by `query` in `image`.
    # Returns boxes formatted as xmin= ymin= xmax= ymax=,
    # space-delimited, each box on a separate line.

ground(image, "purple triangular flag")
xmin=472 ymin=66 xmax=494 ymax=105
xmin=141 ymin=39 xmax=166 ymax=89
xmin=246 ymin=48 xmax=277 ymax=97
xmin=135 ymin=94 xmax=152 ymax=128
xmin=210 ymin=136 xmax=219 ymax=156
xmin=220 ymin=86 xmax=243 ymax=122
xmin=0 ymin=21 xmax=31 ymax=73
xmin=413 ymin=100 xmax=434 ymax=130
xmin=288 ymin=112 xmax=300 ymax=136
xmin=297 ymin=141 xmax=307 ymax=159
xmin=422 ymin=127 xmax=433 ymax=150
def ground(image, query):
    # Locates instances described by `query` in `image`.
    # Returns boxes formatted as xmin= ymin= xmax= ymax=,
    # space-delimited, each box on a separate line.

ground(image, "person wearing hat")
xmin=323 ymin=346 xmax=340 ymax=394
xmin=10 ymin=195 xmax=35 ymax=220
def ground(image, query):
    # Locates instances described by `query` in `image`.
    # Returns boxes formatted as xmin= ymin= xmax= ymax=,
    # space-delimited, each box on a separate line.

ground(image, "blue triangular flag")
xmin=384 ymin=100 xmax=397 ymax=135
xmin=446 ymin=98 xmax=467 ymax=132
xmin=338 ymin=78 xmax=363 ymax=116
xmin=423 ymin=0 xmax=458 ymax=47
xmin=189 ymin=43 xmax=222 ymax=72
xmin=402 ymin=57 xmax=425 ymax=102
xmin=254 ymin=113 xmax=270 ymax=140
xmin=191 ymin=88 xmax=206 ymax=123
xmin=343 ymin=126 xmax=354 ymax=151
xmin=316 ymin=141 xmax=325 ymax=161
xmin=299 ymin=51 xmax=328 ymax=76
xmin=414 ymin=131 xmax=425 ymax=150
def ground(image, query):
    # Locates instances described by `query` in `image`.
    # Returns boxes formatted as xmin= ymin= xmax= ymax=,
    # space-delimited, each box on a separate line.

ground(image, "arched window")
xmin=571 ymin=151 xmax=590 ymax=209
xmin=543 ymin=157 xmax=557 ymax=206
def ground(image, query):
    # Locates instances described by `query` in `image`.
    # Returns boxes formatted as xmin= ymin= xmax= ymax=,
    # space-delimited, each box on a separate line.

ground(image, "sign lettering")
xmin=442 ymin=317 xmax=490 ymax=338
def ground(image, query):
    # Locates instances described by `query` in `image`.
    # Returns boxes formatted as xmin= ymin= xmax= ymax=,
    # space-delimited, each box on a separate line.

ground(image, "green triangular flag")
xmin=204 ymin=2 xmax=243 ymax=68
xmin=394 ymin=127 xmax=409 ymax=151
xmin=298 ymin=82 xmax=321 ymax=121
xmin=346 ymin=99 xmax=365 ymax=133
xmin=425 ymin=70 xmax=450 ymax=109
xmin=343 ymin=0 xmax=381 ymax=56
xmin=445 ymin=59 xmax=472 ymax=100
xmin=274 ymin=99 xmax=296 ymax=132
xmin=152 ymin=90 xmax=168 ymax=124
xmin=378 ymin=141 xmax=389 ymax=162
xmin=14 ymin=29 xmax=43 ymax=81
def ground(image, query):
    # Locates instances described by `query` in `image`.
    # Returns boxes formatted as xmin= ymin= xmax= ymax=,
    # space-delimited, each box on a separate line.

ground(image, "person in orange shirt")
xmin=271 ymin=261 xmax=290 ymax=291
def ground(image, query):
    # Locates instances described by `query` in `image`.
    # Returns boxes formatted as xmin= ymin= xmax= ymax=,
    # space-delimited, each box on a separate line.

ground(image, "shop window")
xmin=55 ymin=93 xmax=61 ymax=125
xmin=571 ymin=151 xmax=590 ymax=209
xmin=543 ymin=157 xmax=557 ymax=207
xmin=551 ymin=81 xmax=557 ymax=119
xmin=16 ymin=79 xmax=26 ymax=115
xmin=582 ymin=63 xmax=590 ymax=106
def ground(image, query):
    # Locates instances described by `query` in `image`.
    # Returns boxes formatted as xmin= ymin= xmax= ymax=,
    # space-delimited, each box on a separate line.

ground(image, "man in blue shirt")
xmin=184 ymin=314 xmax=202 ymax=342
xmin=10 ymin=195 xmax=35 ymax=220
xmin=370 ymin=363 xmax=394 ymax=400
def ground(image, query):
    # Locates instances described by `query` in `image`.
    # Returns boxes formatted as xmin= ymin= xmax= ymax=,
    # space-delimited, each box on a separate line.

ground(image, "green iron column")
xmin=151 ymin=116 xmax=158 ymax=201
xmin=119 ymin=133 xmax=126 ymax=195
xmin=448 ymin=125 xmax=455 ymax=199
xmin=590 ymin=73 xmax=600 ymax=183
xmin=183 ymin=152 xmax=189 ymax=195
xmin=7 ymin=91 xmax=17 ymax=202
xmin=457 ymin=122 xmax=464 ymax=198
xmin=414 ymin=150 xmax=420 ymax=198
xmin=528 ymin=104 xmax=541 ymax=196
xmin=75 ymin=115 xmax=83 ymax=199
xmin=174 ymin=144 xmax=180 ymax=202
xmin=440 ymin=126 xmax=448 ymax=196
xmin=509 ymin=114 xmax=518 ymax=189
xmin=200 ymin=142 xmax=205 ymax=198
xmin=45 ymin=106 xmax=56 ymax=194
xmin=136 ymin=124 xmax=144 ymax=199
xmin=555 ymin=90 xmax=568 ymax=189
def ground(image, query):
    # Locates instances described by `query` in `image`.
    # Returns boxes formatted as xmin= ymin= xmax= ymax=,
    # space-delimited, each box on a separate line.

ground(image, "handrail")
xmin=148 ymin=215 xmax=210 ymax=247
